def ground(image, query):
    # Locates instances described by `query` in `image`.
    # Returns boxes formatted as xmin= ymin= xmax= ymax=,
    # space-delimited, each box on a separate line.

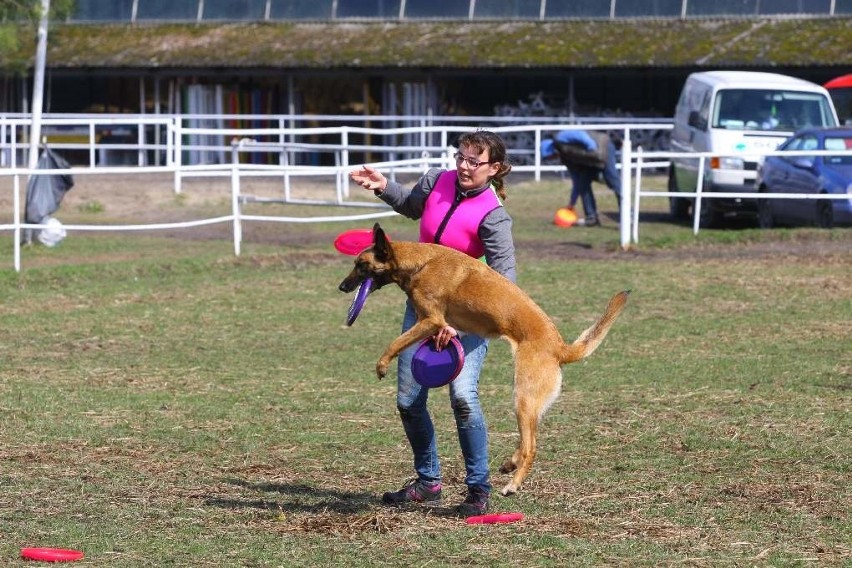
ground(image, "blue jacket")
xmin=541 ymin=129 xmax=598 ymax=158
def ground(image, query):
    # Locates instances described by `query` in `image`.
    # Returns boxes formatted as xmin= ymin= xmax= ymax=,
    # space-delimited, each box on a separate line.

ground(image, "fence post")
xmin=334 ymin=149 xmax=344 ymax=204
xmin=632 ymin=146 xmax=643 ymax=244
xmin=231 ymin=142 xmax=242 ymax=256
xmin=13 ymin=173 xmax=21 ymax=272
xmin=619 ymin=127 xmax=632 ymax=250
xmin=11 ymin=123 xmax=18 ymax=169
xmin=341 ymin=128 xmax=350 ymax=200
xmin=534 ymin=128 xmax=542 ymax=182
xmin=278 ymin=117 xmax=286 ymax=166
xmin=174 ymin=118 xmax=183 ymax=194
xmin=692 ymin=155 xmax=706 ymax=235
xmin=137 ymin=119 xmax=145 ymax=166
xmin=89 ymin=122 xmax=96 ymax=167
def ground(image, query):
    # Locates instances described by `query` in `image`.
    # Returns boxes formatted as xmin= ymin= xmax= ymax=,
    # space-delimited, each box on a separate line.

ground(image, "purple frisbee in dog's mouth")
xmin=411 ymin=336 xmax=465 ymax=388
xmin=346 ymin=277 xmax=373 ymax=326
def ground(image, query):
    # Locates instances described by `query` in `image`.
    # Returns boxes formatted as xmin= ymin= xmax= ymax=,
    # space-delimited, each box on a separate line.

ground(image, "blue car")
xmin=756 ymin=127 xmax=852 ymax=228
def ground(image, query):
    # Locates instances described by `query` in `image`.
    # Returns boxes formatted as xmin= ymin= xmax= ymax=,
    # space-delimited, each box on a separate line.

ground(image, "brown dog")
xmin=339 ymin=224 xmax=629 ymax=496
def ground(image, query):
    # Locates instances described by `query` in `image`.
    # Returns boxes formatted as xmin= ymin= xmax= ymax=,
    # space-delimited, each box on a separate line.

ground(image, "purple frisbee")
xmin=411 ymin=336 xmax=465 ymax=388
xmin=346 ymin=278 xmax=373 ymax=326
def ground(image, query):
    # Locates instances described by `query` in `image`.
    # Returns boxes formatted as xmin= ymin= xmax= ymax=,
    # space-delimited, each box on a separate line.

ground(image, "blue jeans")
xmin=568 ymin=167 xmax=598 ymax=221
xmin=395 ymin=300 xmax=491 ymax=493
xmin=568 ymin=140 xmax=622 ymax=219
xmin=601 ymin=140 xmax=622 ymax=202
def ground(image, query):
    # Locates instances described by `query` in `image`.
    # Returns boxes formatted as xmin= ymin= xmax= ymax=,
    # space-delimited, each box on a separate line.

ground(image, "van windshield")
xmin=828 ymin=87 xmax=852 ymax=125
xmin=712 ymin=89 xmax=838 ymax=132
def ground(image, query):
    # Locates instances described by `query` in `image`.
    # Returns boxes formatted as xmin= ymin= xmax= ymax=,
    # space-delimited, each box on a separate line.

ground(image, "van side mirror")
xmin=792 ymin=157 xmax=814 ymax=170
xmin=688 ymin=110 xmax=706 ymax=130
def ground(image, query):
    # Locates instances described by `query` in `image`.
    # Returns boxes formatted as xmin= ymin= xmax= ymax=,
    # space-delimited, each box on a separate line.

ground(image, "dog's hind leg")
xmin=499 ymin=355 xmax=562 ymax=496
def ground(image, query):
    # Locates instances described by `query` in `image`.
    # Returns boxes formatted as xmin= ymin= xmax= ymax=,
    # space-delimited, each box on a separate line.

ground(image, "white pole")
xmin=619 ymin=127 xmax=632 ymax=251
xmin=231 ymin=143 xmax=242 ymax=256
xmin=631 ymin=146 xmax=643 ymax=244
xmin=14 ymin=173 xmax=22 ymax=272
xmin=693 ymin=156 xmax=706 ymax=235
xmin=28 ymin=0 xmax=50 ymax=170
xmin=138 ymin=77 xmax=146 ymax=166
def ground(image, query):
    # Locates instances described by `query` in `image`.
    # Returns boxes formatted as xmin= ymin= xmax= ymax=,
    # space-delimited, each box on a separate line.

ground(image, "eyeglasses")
xmin=454 ymin=152 xmax=493 ymax=169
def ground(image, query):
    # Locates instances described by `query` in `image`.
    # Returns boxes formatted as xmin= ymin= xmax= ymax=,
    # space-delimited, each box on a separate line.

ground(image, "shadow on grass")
xmin=205 ymin=478 xmax=465 ymax=520
xmin=203 ymin=478 xmax=375 ymax=514
xmin=636 ymin=209 xmax=759 ymax=229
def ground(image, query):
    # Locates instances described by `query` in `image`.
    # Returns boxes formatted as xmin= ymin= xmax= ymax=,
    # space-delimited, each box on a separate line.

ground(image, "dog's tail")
xmin=560 ymin=290 xmax=630 ymax=365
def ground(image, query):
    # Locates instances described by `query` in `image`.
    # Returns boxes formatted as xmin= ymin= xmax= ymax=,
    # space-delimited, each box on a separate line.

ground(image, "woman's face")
xmin=455 ymin=144 xmax=500 ymax=191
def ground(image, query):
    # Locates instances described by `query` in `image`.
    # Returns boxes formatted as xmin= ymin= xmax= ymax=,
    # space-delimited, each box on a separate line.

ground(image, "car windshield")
xmin=823 ymin=136 xmax=852 ymax=166
xmin=713 ymin=89 xmax=838 ymax=132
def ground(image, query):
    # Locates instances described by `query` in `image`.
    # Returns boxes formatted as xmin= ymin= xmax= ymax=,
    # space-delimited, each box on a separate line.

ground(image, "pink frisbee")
xmin=465 ymin=512 xmax=525 ymax=525
xmin=21 ymin=548 xmax=85 ymax=562
xmin=334 ymin=228 xmax=386 ymax=256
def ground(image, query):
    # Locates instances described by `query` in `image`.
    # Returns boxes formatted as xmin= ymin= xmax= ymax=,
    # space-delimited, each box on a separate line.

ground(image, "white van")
xmin=668 ymin=71 xmax=839 ymax=226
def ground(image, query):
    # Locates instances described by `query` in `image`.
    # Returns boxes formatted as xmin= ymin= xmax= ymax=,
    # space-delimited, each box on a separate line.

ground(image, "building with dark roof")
xmin=2 ymin=1 xmax=850 ymax=120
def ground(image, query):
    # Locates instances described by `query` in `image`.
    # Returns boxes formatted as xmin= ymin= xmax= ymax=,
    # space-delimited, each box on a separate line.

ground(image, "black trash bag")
xmin=23 ymin=147 xmax=74 ymax=245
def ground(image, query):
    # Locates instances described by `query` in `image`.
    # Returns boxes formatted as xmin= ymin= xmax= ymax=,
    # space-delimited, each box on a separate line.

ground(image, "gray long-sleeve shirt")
xmin=377 ymin=168 xmax=517 ymax=283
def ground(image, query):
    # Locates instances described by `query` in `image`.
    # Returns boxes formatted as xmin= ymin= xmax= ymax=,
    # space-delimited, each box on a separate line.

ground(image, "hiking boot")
xmin=382 ymin=479 xmax=442 ymax=507
xmin=455 ymin=486 xmax=489 ymax=517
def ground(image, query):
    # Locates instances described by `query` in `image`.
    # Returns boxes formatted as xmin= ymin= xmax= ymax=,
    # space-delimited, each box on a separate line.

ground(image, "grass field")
xmin=1 ymin=175 xmax=850 ymax=566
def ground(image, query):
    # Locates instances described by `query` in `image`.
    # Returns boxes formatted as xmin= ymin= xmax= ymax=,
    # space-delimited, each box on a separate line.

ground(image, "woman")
xmin=349 ymin=130 xmax=515 ymax=516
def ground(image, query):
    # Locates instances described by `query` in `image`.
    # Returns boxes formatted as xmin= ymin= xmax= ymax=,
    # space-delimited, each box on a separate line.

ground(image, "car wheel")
xmin=757 ymin=192 xmax=774 ymax=229
xmin=667 ymin=168 xmax=690 ymax=222
xmin=815 ymin=196 xmax=834 ymax=229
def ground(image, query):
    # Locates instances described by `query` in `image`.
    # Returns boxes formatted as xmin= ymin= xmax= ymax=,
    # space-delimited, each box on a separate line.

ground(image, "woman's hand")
xmin=350 ymin=165 xmax=387 ymax=193
xmin=432 ymin=326 xmax=458 ymax=350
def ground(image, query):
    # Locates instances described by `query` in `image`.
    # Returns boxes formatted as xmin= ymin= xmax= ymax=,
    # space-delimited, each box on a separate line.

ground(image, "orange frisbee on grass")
xmin=553 ymin=207 xmax=578 ymax=227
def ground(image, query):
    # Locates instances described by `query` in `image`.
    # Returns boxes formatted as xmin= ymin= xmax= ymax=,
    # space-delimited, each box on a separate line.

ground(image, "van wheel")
xmin=815 ymin=197 xmax=834 ymax=229
xmin=757 ymin=194 xmax=774 ymax=229
xmin=697 ymin=202 xmax=722 ymax=228
xmin=669 ymin=197 xmax=691 ymax=222
xmin=668 ymin=168 xmax=690 ymax=221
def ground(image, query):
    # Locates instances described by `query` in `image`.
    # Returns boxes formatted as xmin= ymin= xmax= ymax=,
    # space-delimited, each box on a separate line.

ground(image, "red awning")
xmin=825 ymin=74 xmax=852 ymax=89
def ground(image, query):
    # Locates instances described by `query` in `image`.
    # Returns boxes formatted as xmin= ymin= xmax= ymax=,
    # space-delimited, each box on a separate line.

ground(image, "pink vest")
xmin=419 ymin=171 xmax=502 ymax=259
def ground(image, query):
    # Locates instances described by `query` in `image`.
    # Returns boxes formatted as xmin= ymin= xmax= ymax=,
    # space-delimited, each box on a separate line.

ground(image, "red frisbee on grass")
xmin=411 ymin=336 xmax=465 ymax=388
xmin=346 ymin=277 xmax=373 ymax=326
xmin=334 ymin=228 xmax=387 ymax=256
xmin=21 ymin=548 xmax=85 ymax=562
xmin=465 ymin=512 xmax=525 ymax=525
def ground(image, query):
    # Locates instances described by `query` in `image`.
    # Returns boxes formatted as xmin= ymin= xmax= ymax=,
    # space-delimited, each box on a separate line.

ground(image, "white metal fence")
xmin=2 ymin=114 xmax=850 ymax=272
xmin=630 ymin=146 xmax=852 ymax=241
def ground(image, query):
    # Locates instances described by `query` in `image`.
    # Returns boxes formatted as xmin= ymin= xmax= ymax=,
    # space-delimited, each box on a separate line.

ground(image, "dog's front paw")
xmin=376 ymin=359 xmax=389 ymax=380
xmin=500 ymin=482 xmax=518 ymax=497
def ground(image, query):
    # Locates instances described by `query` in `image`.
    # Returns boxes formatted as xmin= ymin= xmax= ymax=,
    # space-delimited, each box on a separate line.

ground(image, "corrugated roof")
xmin=4 ymin=18 xmax=851 ymax=70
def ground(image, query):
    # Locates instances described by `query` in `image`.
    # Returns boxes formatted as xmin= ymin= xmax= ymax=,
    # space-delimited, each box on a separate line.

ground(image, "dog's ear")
xmin=372 ymin=223 xmax=392 ymax=262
